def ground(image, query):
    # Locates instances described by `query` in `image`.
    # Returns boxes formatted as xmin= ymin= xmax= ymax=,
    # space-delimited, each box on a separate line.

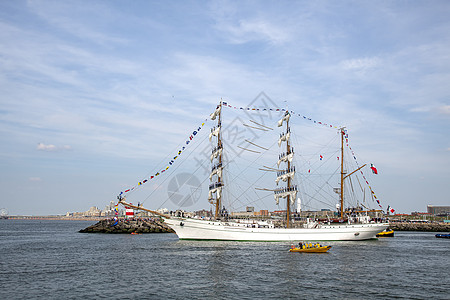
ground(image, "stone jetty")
xmin=79 ymin=218 xmax=175 ymax=233
xmin=389 ymin=222 xmax=450 ymax=232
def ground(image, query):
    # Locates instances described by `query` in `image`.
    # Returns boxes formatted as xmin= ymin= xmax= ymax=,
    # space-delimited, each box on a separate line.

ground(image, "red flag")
xmin=387 ymin=205 xmax=395 ymax=214
xmin=370 ymin=164 xmax=378 ymax=174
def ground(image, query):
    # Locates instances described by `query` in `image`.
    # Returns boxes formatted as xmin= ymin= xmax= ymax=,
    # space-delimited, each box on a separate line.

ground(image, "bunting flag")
xmin=118 ymin=119 xmax=207 ymax=198
xmin=370 ymin=164 xmax=378 ymax=175
xmin=221 ymin=101 xmax=340 ymax=129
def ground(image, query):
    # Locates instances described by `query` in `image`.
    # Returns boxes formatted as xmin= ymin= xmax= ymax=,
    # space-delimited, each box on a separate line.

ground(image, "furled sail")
xmin=210 ymin=106 xmax=221 ymax=120
xmin=278 ymin=131 xmax=290 ymax=147
xmin=209 ymin=126 xmax=221 ymax=141
xmin=210 ymin=147 xmax=223 ymax=162
xmin=277 ymin=112 xmax=291 ymax=127
xmin=208 ymin=186 xmax=222 ymax=201
xmin=275 ymin=170 xmax=295 ymax=185
xmin=277 ymin=152 xmax=294 ymax=167
xmin=274 ymin=189 xmax=297 ymax=205
xmin=209 ymin=167 xmax=223 ymax=180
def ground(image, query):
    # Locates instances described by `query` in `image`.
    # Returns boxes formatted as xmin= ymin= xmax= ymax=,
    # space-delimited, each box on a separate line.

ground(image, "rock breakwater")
xmin=79 ymin=218 xmax=175 ymax=233
xmin=389 ymin=222 xmax=450 ymax=232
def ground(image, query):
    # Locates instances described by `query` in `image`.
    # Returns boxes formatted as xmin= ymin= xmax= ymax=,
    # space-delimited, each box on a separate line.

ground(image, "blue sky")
xmin=0 ymin=0 xmax=449 ymax=215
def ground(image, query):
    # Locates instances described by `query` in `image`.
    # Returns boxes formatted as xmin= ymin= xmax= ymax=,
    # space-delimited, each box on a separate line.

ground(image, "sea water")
xmin=0 ymin=219 xmax=448 ymax=299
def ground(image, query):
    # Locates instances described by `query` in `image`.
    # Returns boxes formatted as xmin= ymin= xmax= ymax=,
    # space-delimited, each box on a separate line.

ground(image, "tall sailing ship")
xmin=119 ymin=101 xmax=388 ymax=241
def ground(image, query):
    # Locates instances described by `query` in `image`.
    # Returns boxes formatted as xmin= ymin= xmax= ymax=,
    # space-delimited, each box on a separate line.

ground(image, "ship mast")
xmin=216 ymin=101 xmax=223 ymax=219
xmin=274 ymin=111 xmax=296 ymax=228
xmin=340 ymin=127 xmax=345 ymax=219
xmin=286 ymin=117 xmax=292 ymax=227
xmin=209 ymin=101 xmax=223 ymax=220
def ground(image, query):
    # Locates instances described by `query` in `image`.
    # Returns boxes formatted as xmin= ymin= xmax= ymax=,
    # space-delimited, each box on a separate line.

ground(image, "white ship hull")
xmin=164 ymin=218 xmax=389 ymax=241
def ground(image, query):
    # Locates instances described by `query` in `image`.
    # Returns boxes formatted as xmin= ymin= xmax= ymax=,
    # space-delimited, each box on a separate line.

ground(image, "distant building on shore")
xmin=66 ymin=206 xmax=102 ymax=217
xmin=66 ymin=201 xmax=124 ymax=218
xmin=230 ymin=209 xmax=270 ymax=218
xmin=427 ymin=205 xmax=450 ymax=216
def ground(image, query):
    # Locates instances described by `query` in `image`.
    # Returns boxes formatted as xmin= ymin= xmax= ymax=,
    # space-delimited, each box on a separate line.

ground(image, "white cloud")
xmin=218 ymin=19 xmax=290 ymax=44
xmin=437 ymin=104 xmax=450 ymax=115
xmin=208 ymin=2 xmax=290 ymax=45
xmin=37 ymin=143 xmax=56 ymax=151
xmin=37 ymin=143 xmax=71 ymax=151
xmin=410 ymin=104 xmax=450 ymax=115
xmin=409 ymin=106 xmax=431 ymax=113
xmin=340 ymin=57 xmax=381 ymax=72
xmin=27 ymin=0 xmax=128 ymax=46
xmin=29 ymin=177 xmax=42 ymax=182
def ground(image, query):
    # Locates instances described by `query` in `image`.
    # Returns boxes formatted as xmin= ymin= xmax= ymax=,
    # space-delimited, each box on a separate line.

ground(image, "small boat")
xmin=131 ymin=232 xmax=142 ymax=235
xmin=435 ymin=234 xmax=450 ymax=239
xmin=289 ymin=243 xmax=332 ymax=253
xmin=376 ymin=229 xmax=394 ymax=237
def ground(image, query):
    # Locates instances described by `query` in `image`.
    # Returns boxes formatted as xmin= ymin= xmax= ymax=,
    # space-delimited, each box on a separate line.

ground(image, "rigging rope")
xmin=117 ymin=119 xmax=208 ymax=199
xmin=117 ymin=100 xmax=389 ymax=215
xmin=345 ymin=136 xmax=384 ymax=209
xmin=140 ymin=129 xmax=211 ymax=208
xmin=221 ymin=101 xmax=342 ymax=130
